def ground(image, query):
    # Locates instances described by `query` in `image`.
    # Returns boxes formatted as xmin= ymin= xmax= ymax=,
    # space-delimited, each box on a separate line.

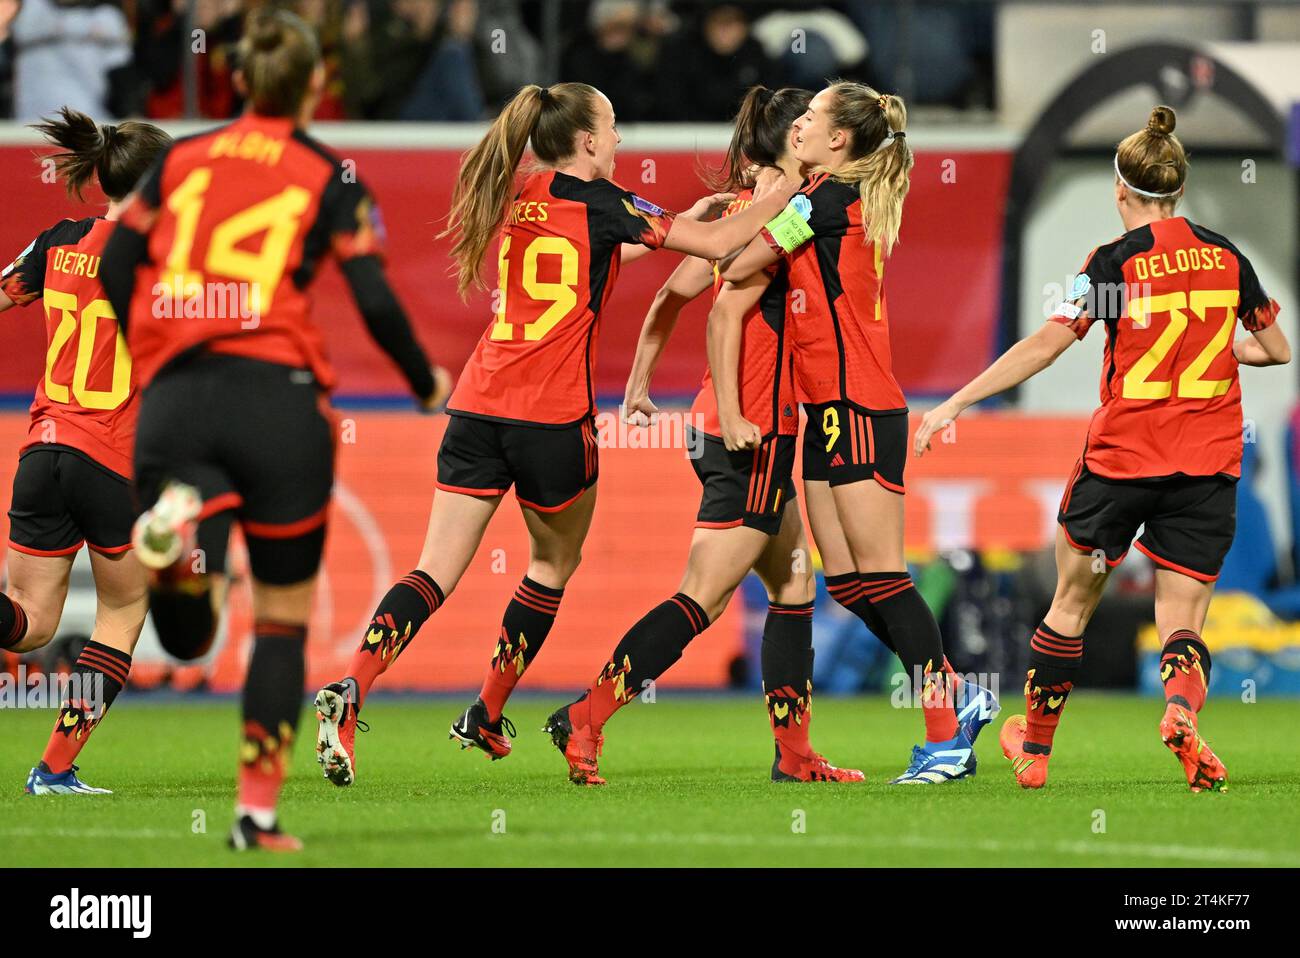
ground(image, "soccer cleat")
xmin=889 ymin=729 xmax=977 ymax=784
xmin=132 ymin=481 xmax=202 ymax=570
xmin=543 ymin=701 xmax=605 ymax=786
xmin=449 ymin=698 xmax=515 ymax=760
xmin=1159 ymin=703 xmax=1227 ymax=793
xmin=25 ymin=764 xmax=111 ymax=795
xmin=771 ymin=744 xmax=865 ymax=783
xmin=228 ymin=815 xmax=303 ymax=852
xmin=315 ymin=682 xmax=367 ymax=787
xmin=954 ymin=679 xmax=1000 ymax=745
xmin=999 ymin=714 xmax=1049 ymax=789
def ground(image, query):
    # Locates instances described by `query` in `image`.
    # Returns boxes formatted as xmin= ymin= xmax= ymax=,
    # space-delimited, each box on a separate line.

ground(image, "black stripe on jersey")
xmin=1 ymin=217 xmax=98 ymax=304
xmin=291 ymin=128 xmax=357 ymax=290
xmin=1082 ymin=225 xmax=1155 ymax=397
xmin=762 ymin=267 xmax=790 ymax=440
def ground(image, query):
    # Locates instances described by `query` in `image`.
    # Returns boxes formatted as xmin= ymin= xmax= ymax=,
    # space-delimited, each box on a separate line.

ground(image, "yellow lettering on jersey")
xmin=1132 ymin=246 xmax=1226 ymax=282
xmin=208 ymin=130 xmax=285 ymax=167
xmin=49 ymin=249 xmax=101 ymax=279
xmin=511 ymin=200 xmax=549 ymax=224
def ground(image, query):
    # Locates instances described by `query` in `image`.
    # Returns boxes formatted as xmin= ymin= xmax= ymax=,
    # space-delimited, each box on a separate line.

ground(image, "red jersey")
xmin=1051 ymin=217 xmax=1278 ymax=480
xmin=691 ymin=191 xmax=798 ymax=439
xmin=773 ymin=173 xmax=906 ymax=412
xmin=118 ymin=113 xmax=385 ymax=390
xmin=447 ymin=171 xmax=675 ymax=426
xmin=1 ymin=217 xmax=137 ymax=478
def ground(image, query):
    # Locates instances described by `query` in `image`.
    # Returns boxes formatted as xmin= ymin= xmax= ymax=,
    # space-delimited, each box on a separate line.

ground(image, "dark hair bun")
xmin=1147 ymin=105 xmax=1177 ymax=137
xmin=250 ymin=16 xmax=286 ymax=53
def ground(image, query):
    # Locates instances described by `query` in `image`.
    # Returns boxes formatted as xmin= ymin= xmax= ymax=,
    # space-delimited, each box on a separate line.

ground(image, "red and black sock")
xmin=762 ymin=600 xmax=815 ymax=758
xmin=573 ymin=593 xmax=709 ymax=735
xmin=859 ymin=572 xmax=957 ymax=742
xmin=1023 ymin=621 xmax=1083 ymax=755
xmin=479 ymin=577 xmax=564 ymax=721
xmin=1160 ymin=630 xmax=1211 ymax=713
xmin=346 ymin=570 xmax=443 ymax=708
xmin=238 ymin=621 xmax=307 ymax=818
xmin=40 ymin=640 xmax=132 ymax=774
xmin=824 ymin=572 xmax=898 ymax=654
xmin=0 ymin=592 xmax=29 ymax=650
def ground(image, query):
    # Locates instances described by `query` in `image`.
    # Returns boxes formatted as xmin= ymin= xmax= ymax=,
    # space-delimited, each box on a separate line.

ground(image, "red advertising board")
xmin=0 ymin=141 xmax=1011 ymax=401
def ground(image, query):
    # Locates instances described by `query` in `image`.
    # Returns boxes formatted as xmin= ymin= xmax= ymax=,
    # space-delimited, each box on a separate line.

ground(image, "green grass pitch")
xmin=3 ymin=693 xmax=1298 ymax=868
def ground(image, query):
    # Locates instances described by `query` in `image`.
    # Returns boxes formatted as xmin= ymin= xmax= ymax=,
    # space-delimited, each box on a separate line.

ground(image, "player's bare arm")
xmin=623 ymin=255 xmax=714 ymax=426
xmin=914 ymin=320 xmax=1078 ymax=456
xmin=707 ymin=272 xmax=769 ymax=451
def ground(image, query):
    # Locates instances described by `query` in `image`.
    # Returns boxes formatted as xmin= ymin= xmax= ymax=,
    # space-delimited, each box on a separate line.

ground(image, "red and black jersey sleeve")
xmin=315 ymin=168 xmax=387 ymax=265
xmin=0 ymin=230 xmax=50 ymax=306
xmin=1 ymin=218 xmax=96 ymax=306
xmin=1233 ymin=247 xmax=1280 ymax=332
xmin=584 ymin=178 xmax=675 ymax=250
xmin=1051 ymin=239 xmax=1129 ymax=339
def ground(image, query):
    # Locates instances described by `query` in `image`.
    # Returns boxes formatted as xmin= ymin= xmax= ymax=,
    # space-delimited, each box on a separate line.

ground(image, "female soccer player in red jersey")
xmin=721 ymin=81 xmax=998 ymax=785
xmin=314 ymin=81 xmax=799 ymax=783
xmin=543 ymin=86 xmax=864 ymax=785
xmin=0 ymin=109 xmax=170 ymax=795
xmin=100 ymin=10 xmax=445 ymax=850
xmin=914 ymin=106 xmax=1289 ymax=792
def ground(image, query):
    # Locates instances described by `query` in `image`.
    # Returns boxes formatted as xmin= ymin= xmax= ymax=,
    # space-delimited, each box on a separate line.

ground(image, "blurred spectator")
xmin=342 ymin=0 xmax=484 ymax=121
xmin=655 ymin=2 xmax=778 ymax=121
xmin=11 ymin=0 xmax=133 ymax=121
xmin=137 ymin=0 xmax=242 ymax=119
xmin=473 ymin=0 xmax=541 ymax=110
xmin=847 ymin=0 xmax=994 ymax=108
xmin=0 ymin=0 xmax=17 ymax=118
xmin=293 ymin=0 xmax=348 ymax=118
xmin=751 ymin=6 xmax=868 ymax=92
xmin=562 ymin=0 xmax=658 ymax=123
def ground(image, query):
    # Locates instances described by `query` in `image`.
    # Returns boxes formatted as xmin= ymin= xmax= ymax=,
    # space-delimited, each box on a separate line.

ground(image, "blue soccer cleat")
xmin=25 ymin=764 xmax=112 ymax=796
xmin=889 ymin=730 xmax=977 ymax=785
xmin=954 ymin=680 xmax=1000 ymax=745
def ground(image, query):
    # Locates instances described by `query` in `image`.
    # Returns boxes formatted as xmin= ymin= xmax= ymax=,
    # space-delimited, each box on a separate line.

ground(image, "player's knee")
xmin=149 ymin=585 xmax=218 ymax=661
xmin=529 ymin=552 xmax=581 ymax=588
xmin=769 ymin=571 xmax=815 ymax=607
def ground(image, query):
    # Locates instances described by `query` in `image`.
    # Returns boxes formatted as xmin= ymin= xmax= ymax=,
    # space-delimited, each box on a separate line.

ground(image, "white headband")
xmin=1113 ymin=154 xmax=1181 ymax=199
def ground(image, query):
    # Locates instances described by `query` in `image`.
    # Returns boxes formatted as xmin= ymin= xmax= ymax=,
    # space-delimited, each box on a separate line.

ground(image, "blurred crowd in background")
xmin=0 ymin=0 xmax=996 ymax=123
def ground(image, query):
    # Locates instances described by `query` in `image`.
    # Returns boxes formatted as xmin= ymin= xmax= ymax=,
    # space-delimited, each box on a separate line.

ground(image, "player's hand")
xmin=681 ymin=192 xmax=736 ymax=223
xmin=420 ymin=365 xmax=454 ymax=413
xmin=913 ymin=400 xmax=960 ymax=457
xmin=622 ymin=393 xmax=659 ymax=427
xmin=721 ymin=415 xmax=762 ymax=452
xmin=751 ymin=167 xmax=800 ymax=204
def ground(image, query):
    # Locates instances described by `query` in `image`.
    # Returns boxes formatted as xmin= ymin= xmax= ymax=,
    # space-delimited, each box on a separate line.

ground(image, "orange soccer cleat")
xmin=543 ymin=701 xmax=606 ymax=786
xmin=1000 ymin=714 xmax=1050 ymax=789
xmin=771 ymin=744 xmax=865 ymax=783
xmin=1159 ymin=703 xmax=1227 ymax=793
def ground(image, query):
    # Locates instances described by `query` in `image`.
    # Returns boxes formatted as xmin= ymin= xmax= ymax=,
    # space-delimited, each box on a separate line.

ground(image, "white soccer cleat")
xmin=132 ymin=481 xmax=202 ymax=570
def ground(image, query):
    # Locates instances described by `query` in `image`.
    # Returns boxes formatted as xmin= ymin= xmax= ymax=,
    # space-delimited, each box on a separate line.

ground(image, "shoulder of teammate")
xmin=1186 ymin=220 xmax=1278 ymax=330
xmin=1 ymin=218 xmax=90 ymax=306
xmin=562 ymin=175 xmax=676 ymax=249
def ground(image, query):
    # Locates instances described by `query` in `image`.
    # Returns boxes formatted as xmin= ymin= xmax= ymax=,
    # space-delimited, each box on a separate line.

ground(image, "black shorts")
xmin=8 ymin=445 xmax=134 ymax=557
xmin=690 ymin=430 xmax=797 ymax=536
xmin=437 ymin=413 xmax=598 ymax=512
xmin=1058 ymin=463 xmax=1237 ymax=582
xmin=802 ymin=402 xmax=907 ymax=492
xmin=134 ymin=354 xmax=336 ymax=586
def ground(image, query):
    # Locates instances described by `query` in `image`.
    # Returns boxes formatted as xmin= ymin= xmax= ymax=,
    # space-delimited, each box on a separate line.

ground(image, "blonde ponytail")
xmin=820 ymin=83 xmax=914 ymax=257
xmin=440 ymin=82 xmax=599 ymax=298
